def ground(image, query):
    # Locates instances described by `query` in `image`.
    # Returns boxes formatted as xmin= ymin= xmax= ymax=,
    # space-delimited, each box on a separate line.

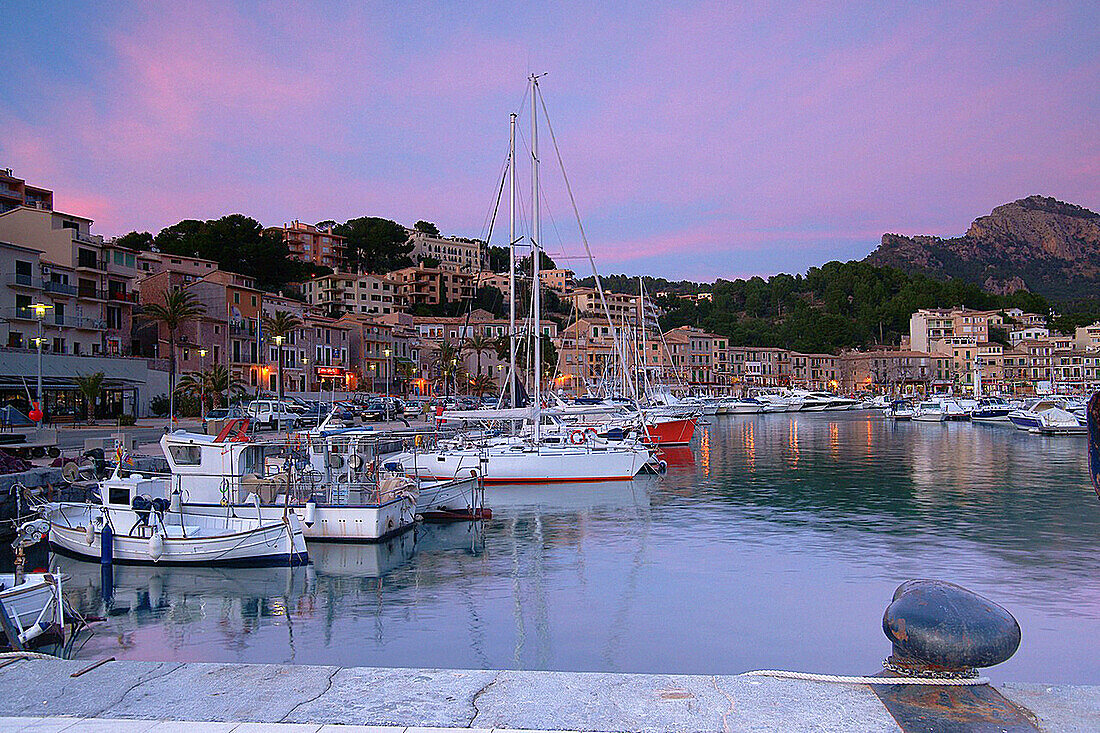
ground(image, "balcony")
xmin=43 ymin=280 xmax=77 ymax=296
xmin=6 ymin=273 xmax=41 ymax=289
xmin=2 ymin=306 xmax=35 ymax=322
xmin=75 ymin=258 xmax=108 ymax=272
xmin=77 ymin=287 xmax=104 ymax=301
xmin=107 ymin=290 xmax=138 ymax=303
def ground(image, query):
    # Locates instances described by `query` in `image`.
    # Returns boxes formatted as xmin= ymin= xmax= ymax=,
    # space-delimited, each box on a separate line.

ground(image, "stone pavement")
xmin=0 ymin=659 xmax=1098 ymax=732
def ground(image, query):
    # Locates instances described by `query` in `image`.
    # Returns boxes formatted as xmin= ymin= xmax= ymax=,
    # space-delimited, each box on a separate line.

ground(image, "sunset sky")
xmin=2 ymin=1 xmax=1097 ymax=281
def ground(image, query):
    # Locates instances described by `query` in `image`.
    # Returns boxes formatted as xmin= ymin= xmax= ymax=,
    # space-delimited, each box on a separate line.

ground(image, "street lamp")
xmin=198 ymin=348 xmax=208 ymax=420
xmin=383 ymin=348 xmax=391 ymax=420
xmin=274 ymin=334 xmax=284 ymax=402
xmin=31 ymin=302 xmax=53 ymax=425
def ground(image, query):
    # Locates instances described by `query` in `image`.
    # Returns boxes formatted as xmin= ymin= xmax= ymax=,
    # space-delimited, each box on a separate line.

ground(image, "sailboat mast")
xmin=530 ymin=74 xmax=542 ymax=440
xmin=508 ymin=112 xmax=517 ymax=407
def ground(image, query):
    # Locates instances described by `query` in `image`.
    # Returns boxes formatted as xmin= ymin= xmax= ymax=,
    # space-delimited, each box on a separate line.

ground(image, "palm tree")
xmin=463 ymin=331 xmax=494 ymax=378
xmin=394 ymin=358 xmax=416 ymax=396
xmin=468 ymin=373 xmax=496 ymax=398
xmin=431 ymin=341 xmax=464 ymax=397
xmin=262 ymin=310 xmax=303 ymax=401
xmin=73 ymin=372 xmax=105 ymax=424
xmin=141 ymin=288 xmax=205 ymax=426
xmin=177 ymin=364 xmax=246 ymax=413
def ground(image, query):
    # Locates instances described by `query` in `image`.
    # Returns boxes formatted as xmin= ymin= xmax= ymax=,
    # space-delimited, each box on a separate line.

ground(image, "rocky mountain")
xmin=865 ymin=196 xmax=1100 ymax=301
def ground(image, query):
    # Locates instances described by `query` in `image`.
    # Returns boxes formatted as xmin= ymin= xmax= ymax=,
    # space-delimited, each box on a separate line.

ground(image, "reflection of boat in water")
xmin=308 ymin=533 xmax=416 ymax=578
xmin=414 ymin=521 xmax=485 ymax=556
xmin=485 ymin=478 xmax=654 ymax=512
xmin=656 ymin=446 xmax=695 ymax=468
xmin=60 ymin=556 xmax=309 ymax=607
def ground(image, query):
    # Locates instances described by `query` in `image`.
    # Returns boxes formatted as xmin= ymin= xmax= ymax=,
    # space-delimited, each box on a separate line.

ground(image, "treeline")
xmin=652 ymin=261 xmax=1053 ymax=354
xmin=115 ymin=215 xmax=448 ymax=291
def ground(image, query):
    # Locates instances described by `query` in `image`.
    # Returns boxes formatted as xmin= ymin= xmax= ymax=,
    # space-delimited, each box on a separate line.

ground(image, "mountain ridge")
xmin=864 ymin=195 xmax=1100 ymax=301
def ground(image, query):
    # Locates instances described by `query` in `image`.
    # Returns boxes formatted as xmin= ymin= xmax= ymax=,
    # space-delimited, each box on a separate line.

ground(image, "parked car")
xmin=245 ymin=400 xmax=301 ymax=430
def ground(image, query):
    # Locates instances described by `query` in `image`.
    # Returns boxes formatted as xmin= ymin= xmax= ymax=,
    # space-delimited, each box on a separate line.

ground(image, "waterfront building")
xmin=407 ymin=229 xmax=483 ymax=271
xmin=136 ymin=251 xmax=220 ymax=280
xmin=267 ymin=220 xmax=346 ymax=270
xmin=790 ymin=352 xmax=840 ymax=391
xmin=303 ymin=271 xmax=397 ymax=318
xmin=727 ymin=346 xmax=790 ymax=389
xmin=0 ymin=205 xmax=139 ymax=357
xmin=839 ymin=349 xmax=935 ymax=393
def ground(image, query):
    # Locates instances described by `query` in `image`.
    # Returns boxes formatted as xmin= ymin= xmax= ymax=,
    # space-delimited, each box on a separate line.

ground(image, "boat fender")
xmin=169 ymin=488 xmax=181 ymax=513
xmin=100 ymin=521 xmax=113 ymax=565
xmin=148 ymin=530 xmax=164 ymax=562
xmin=304 ymin=500 xmax=317 ymax=527
xmin=85 ymin=522 xmax=95 ymax=546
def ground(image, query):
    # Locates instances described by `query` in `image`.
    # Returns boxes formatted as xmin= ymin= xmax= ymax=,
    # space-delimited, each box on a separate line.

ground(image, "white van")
xmin=245 ymin=400 xmax=301 ymax=430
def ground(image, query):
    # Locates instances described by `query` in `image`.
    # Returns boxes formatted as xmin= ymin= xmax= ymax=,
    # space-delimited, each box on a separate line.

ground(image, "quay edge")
xmin=0 ymin=659 xmax=1098 ymax=732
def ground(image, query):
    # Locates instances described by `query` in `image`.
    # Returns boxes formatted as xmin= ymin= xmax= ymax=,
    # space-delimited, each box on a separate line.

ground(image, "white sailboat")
xmin=396 ymin=76 xmax=654 ymax=484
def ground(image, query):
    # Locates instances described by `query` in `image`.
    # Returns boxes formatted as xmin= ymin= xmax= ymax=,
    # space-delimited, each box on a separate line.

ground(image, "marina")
xmin=10 ymin=409 xmax=1091 ymax=685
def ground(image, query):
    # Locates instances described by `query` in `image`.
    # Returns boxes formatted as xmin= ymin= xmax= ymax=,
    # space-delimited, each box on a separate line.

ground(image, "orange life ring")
xmin=568 ymin=430 xmax=586 ymax=445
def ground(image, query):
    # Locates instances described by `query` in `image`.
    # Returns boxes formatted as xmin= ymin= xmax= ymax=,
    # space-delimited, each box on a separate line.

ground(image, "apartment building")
xmin=1010 ymin=325 xmax=1048 ymax=345
xmin=790 ymin=353 xmax=840 ymax=390
xmin=1076 ymin=322 xmax=1100 ymax=352
xmin=408 ymin=229 xmax=483 ymax=271
xmin=839 ymin=350 xmax=934 ymax=393
xmin=0 ymin=169 xmax=53 ymax=213
xmin=137 ymin=251 xmax=220 ymax=281
xmin=723 ymin=347 xmax=790 ymax=389
xmin=388 ymin=264 xmax=474 ymax=307
xmin=1053 ymin=351 xmax=1100 ymax=392
xmin=303 ymin=272 xmax=397 ymax=318
xmin=0 ymin=206 xmax=138 ymax=356
xmin=540 ymin=269 xmax=575 ymax=295
xmin=908 ymin=307 xmax=1004 ymax=352
xmin=267 ymin=221 xmax=346 ymax=270
xmin=564 ymin=288 xmax=659 ymax=323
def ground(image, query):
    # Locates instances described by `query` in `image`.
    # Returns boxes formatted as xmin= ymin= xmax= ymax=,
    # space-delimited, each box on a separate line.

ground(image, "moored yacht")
xmin=913 ymin=399 xmax=948 ymax=422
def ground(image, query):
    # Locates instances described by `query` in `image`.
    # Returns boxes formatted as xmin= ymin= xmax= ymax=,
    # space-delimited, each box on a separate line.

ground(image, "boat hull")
xmin=47 ymin=505 xmax=308 ymax=566
xmin=644 ymin=418 xmax=696 ymax=446
xmin=0 ymin=573 xmax=60 ymax=629
xmin=183 ymin=498 xmax=418 ymax=543
xmin=396 ymin=445 xmax=650 ymax=484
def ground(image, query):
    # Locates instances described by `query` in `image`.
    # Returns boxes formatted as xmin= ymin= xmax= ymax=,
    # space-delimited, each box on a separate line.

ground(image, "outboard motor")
xmin=131 ymin=495 xmax=152 ymax=528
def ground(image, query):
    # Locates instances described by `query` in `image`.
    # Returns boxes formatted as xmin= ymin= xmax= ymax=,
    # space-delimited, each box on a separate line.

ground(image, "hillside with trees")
xmin=652 ymin=261 xmax=1051 ymax=354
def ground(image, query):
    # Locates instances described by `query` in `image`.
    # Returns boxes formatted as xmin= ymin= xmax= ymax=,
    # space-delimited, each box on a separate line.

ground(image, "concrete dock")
xmin=0 ymin=658 xmax=1097 ymax=732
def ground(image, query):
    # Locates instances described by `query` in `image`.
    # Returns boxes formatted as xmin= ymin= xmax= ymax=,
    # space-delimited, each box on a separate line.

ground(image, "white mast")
xmin=508 ymin=112 xmax=517 ymax=407
xmin=530 ymin=74 xmax=542 ymax=440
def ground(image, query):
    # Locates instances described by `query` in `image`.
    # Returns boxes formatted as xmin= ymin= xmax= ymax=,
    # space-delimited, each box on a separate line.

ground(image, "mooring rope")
xmin=740 ymin=669 xmax=990 ymax=685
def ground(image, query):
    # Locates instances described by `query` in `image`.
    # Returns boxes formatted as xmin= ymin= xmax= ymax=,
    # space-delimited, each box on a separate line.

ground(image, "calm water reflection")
xmin=59 ymin=413 xmax=1100 ymax=683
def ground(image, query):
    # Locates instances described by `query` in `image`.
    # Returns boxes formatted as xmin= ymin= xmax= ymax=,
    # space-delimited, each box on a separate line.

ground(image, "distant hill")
xmin=865 ymin=196 xmax=1100 ymax=301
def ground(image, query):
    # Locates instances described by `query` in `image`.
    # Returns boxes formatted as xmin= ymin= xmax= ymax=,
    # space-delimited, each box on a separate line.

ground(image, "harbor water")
xmin=55 ymin=412 xmax=1100 ymax=683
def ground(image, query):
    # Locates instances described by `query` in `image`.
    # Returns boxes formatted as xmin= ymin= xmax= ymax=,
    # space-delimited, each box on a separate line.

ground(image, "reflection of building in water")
xmin=701 ymin=429 xmax=710 ymax=477
xmin=905 ymin=422 xmax=1009 ymax=497
xmin=786 ymin=418 xmax=800 ymax=468
xmin=829 ymin=422 xmax=839 ymax=461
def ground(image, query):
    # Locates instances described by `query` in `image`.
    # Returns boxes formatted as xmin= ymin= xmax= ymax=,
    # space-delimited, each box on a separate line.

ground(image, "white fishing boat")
xmin=886 ymin=400 xmax=915 ymax=420
xmin=159 ymin=425 xmax=477 ymax=542
xmin=0 ymin=570 xmax=67 ymax=649
xmin=43 ymin=469 xmax=309 ymax=566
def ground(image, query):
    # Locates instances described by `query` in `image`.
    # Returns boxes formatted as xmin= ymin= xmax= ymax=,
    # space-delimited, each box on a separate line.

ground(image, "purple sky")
xmin=2 ymin=2 xmax=1097 ymax=281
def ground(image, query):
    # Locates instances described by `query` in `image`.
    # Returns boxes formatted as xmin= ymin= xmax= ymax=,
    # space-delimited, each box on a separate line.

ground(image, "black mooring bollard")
xmin=882 ymin=579 xmax=1021 ymax=675
xmin=875 ymin=580 xmax=1040 ymax=732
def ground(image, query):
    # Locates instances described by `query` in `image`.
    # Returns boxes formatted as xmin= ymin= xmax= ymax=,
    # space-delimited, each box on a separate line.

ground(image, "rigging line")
xmin=536 ymin=82 xmax=640 ymax=406
xmin=479 ymin=147 xmax=513 ymax=244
